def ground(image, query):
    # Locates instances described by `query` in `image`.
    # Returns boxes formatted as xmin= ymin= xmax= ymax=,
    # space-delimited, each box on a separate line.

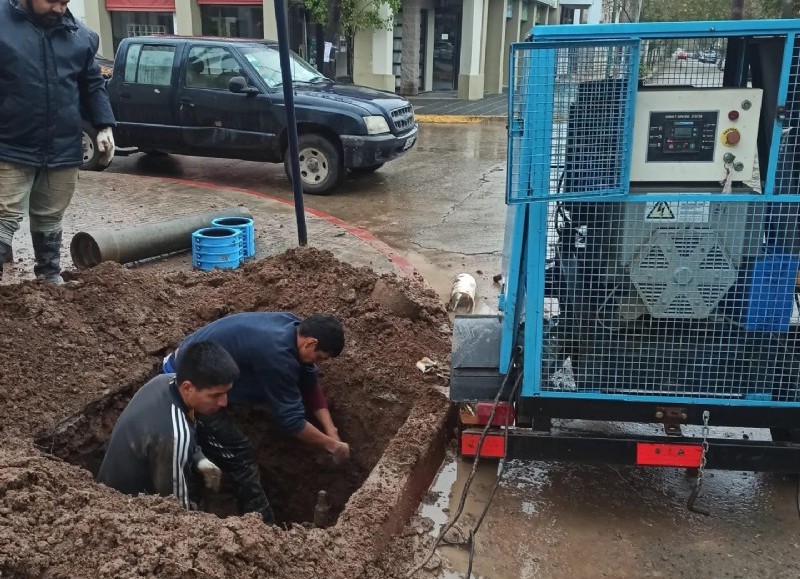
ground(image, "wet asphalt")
xmin=106 ymin=123 xmax=799 ymax=579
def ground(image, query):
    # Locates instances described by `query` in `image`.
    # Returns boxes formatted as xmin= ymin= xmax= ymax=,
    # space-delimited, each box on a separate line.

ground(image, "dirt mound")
xmin=0 ymin=248 xmax=452 ymax=578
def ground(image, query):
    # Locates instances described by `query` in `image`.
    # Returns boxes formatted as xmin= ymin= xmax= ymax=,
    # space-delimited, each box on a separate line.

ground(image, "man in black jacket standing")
xmin=0 ymin=0 xmax=115 ymax=283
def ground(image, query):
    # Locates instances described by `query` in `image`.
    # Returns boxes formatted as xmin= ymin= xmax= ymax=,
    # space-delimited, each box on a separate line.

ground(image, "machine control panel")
xmin=631 ymin=89 xmax=763 ymax=183
xmin=646 ymin=111 xmax=718 ymax=162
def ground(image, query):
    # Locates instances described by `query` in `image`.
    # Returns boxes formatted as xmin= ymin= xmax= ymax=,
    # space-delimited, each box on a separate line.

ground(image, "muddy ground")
xmin=0 ymin=248 xmax=451 ymax=578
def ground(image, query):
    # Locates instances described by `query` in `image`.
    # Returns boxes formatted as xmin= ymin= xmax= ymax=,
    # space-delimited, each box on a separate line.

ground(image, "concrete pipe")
xmin=70 ymin=207 xmax=253 ymax=269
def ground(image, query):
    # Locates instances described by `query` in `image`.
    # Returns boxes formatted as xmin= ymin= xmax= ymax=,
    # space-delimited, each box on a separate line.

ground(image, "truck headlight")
xmin=364 ymin=115 xmax=391 ymax=135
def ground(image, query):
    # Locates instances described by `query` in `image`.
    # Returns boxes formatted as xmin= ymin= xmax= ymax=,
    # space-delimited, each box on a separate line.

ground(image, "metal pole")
xmin=730 ymin=0 xmax=744 ymax=19
xmin=274 ymin=0 xmax=308 ymax=246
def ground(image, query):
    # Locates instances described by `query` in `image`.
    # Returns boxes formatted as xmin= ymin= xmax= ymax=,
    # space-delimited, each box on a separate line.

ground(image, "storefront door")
xmin=432 ymin=7 xmax=461 ymax=91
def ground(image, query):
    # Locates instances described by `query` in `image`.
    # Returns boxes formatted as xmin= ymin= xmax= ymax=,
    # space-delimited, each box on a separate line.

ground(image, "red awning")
xmin=105 ymin=0 xmax=175 ymax=11
xmin=196 ymin=0 xmax=262 ymax=5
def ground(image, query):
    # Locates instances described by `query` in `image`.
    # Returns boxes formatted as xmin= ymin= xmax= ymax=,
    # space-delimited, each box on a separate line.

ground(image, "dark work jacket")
xmin=97 ymin=374 xmax=202 ymax=508
xmin=175 ymin=312 xmax=321 ymax=435
xmin=0 ymin=0 xmax=116 ymax=168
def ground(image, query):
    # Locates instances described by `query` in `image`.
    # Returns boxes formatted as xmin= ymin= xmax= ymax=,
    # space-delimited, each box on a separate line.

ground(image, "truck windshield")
xmin=239 ymin=46 xmax=326 ymax=88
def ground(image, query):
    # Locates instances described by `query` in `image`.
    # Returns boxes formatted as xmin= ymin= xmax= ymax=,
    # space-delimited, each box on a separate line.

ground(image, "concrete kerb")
xmin=416 ymin=114 xmax=508 ymax=124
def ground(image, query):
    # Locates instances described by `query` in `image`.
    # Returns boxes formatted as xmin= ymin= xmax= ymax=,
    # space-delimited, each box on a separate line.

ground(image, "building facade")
xmin=82 ymin=0 xmax=607 ymax=99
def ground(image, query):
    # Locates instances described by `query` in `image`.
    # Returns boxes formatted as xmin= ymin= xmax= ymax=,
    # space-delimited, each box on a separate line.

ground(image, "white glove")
xmin=96 ymin=127 xmax=115 ymax=166
xmin=196 ymin=457 xmax=222 ymax=492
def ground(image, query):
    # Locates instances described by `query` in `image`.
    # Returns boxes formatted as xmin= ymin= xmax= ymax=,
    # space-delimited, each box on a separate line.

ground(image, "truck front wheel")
xmin=284 ymin=134 xmax=343 ymax=195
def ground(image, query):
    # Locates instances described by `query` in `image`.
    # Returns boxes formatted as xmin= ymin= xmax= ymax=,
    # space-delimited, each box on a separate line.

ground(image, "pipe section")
xmin=70 ymin=207 xmax=253 ymax=269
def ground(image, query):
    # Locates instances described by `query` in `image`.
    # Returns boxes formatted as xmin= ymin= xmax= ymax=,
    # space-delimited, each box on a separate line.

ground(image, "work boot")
xmin=31 ymin=230 xmax=64 ymax=284
xmin=0 ymin=241 xmax=10 ymax=281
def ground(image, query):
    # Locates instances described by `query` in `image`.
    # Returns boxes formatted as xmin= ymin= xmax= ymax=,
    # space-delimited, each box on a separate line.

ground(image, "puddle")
xmin=420 ymin=458 xmax=459 ymax=537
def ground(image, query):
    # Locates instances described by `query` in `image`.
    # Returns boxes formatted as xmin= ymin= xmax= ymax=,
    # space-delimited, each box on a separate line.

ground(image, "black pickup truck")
xmin=84 ymin=36 xmax=418 ymax=194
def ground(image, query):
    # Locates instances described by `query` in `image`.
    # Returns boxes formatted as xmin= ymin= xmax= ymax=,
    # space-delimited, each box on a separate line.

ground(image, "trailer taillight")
xmin=461 ymin=431 xmax=506 ymax=459
xmin=476 ymin=402 xmax=514 ymax=426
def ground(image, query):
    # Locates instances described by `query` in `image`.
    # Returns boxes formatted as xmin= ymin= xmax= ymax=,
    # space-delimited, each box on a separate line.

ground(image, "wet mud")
xmin=0 ymin=247 xmax=452 ymax=578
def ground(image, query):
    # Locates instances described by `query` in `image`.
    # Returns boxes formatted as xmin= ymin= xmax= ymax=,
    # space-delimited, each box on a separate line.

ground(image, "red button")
xmin=728 ymin=110 xmax=740 ymax=120
xmin=725 ymin=129 xmax=741 ymax=145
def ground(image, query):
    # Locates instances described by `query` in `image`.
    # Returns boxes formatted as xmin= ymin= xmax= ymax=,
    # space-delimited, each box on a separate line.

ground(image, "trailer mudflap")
xmin=461 ymin=428 xmax=800 ymax=472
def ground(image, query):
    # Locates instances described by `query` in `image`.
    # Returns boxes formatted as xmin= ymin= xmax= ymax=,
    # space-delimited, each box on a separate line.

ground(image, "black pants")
xmin=196 ymin=408 xmax=275 ymax=524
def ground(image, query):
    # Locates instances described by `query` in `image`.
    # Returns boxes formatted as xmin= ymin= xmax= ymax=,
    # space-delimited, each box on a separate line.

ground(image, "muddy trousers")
xmin=196 ymin=409 xmax=276 ymax=524
xmin=0 ymin=162 xmax=77 ymax=281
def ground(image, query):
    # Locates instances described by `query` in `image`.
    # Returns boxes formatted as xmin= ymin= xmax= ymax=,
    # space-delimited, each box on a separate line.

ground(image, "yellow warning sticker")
xmin=646 ymin=202 xmax=675 ymax=221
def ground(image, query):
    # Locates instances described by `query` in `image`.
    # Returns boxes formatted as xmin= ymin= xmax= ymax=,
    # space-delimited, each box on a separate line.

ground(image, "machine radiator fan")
xmin=630 ymin=229 xmax=738 ymax=318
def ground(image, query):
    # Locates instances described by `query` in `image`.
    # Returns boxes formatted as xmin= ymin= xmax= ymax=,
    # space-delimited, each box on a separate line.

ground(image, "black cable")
xmin=465 ymin=367 xmax=522 ymax=578
xmin=404 ymin=351 xmax=523 ymax=578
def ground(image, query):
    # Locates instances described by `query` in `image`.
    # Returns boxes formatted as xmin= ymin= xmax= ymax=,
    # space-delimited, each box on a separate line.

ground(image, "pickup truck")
xmin=83 ymin=36 xmax=418 ymax=194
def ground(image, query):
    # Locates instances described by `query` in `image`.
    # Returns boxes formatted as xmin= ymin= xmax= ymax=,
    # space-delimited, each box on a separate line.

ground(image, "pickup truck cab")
xmin=97 ymin=36 xmax=418 ymax=194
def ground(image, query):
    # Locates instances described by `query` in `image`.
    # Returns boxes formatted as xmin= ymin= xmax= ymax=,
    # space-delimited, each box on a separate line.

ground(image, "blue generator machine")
xmin=451 ymin=20 xmax=800 ymax=487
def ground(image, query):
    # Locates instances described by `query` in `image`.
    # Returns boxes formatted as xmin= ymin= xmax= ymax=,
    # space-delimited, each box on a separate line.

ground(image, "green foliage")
xmin=296 ymin=0 xmax=402 ymax=35
xmin=294 ymin=0 xmax=329 ymax=25
xmin=641 ymin=0 xmax=799 ymax=21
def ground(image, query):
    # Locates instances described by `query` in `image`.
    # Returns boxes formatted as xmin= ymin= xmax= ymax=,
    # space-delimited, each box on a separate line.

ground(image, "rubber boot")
xmin=31 ymin=231 xmax=64 ymax=284
xmin=0 ymin=241 xmax=10 ymax=281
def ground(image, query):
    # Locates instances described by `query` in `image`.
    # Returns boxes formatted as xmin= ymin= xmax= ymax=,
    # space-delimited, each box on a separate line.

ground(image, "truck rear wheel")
xmin=80 ymin=123 xmax=105 ymax=172
xmin=284 ymin=134 xmax=343 ymax=195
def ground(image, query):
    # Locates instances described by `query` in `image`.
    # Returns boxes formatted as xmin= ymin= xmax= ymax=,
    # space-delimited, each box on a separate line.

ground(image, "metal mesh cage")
xmin=506 ymin=23 xmax=800 ymax=406
xmin=508 ymin=41 xmax=639 ymax=203
xmin=538 ymin=199 xmax=800 ymax=402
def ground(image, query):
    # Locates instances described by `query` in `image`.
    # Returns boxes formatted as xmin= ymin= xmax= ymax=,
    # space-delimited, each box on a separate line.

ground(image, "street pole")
xmin=273 ymin=0 xmax=308 ymax=246
xmin=730 ymin=0 xmax=744 ymax=19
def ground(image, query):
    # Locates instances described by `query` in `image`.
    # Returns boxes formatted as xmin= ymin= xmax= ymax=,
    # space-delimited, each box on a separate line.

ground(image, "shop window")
xmin=110 ymin=11 xmax=174 ymax=52
xmin=199 ymin=5 xmax=264 ymax=39
xmin=123 ymin=44 xmax=176 ymax=86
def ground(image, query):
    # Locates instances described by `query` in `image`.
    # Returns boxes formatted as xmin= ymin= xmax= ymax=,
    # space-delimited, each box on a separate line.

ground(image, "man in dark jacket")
xmin=0 ymin=0 xmax=116 ymax=283
xmin=162 ymin=312 xmax=349 ymax=524
xmin=98 ymin=341 xmax=239 ymax=508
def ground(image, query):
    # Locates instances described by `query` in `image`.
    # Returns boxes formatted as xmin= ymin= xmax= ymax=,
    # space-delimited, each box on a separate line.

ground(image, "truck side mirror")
xmin=229 ymin=76 xmax=259 ymax=96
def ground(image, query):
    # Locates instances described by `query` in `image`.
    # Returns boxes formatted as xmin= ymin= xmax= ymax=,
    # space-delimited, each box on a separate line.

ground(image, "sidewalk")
xmin=409 ymin=91 xmax=508 ymax=123
xmin=1 ymin=172 xmax=410 ymax=284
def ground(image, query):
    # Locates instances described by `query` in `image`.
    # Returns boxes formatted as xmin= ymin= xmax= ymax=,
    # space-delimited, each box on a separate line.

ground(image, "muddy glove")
xmin=330 ymin=441 xmax=350 ymax=465
xmin=196 ymin=458 xmax=221 ymax=492
xmin=96 ymin=127 xmax=115 ymax=166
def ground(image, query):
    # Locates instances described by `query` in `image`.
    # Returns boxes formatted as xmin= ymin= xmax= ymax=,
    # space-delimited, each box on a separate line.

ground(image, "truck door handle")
xmin=179 ymin=97 xmax=195 ymax=108
xmin=119 ymin=92 xmax=131 ymax=100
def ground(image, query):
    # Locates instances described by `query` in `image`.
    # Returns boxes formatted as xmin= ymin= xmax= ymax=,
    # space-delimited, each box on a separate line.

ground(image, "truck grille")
xmin=391 ymin=105 xmax=415 ymax=133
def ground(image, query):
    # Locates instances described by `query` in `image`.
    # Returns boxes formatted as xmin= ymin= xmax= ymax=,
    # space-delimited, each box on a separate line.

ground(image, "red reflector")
xmin=475 ymin=402 xmax=514 ymax=427
xmin=461 ymin=432 xmax=506 ymax=459
xmin=636 ymin=442 xmax=702 ymax=468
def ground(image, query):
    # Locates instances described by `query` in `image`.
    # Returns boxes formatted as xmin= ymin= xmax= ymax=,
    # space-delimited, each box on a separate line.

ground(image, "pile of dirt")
xmin=0 ymin=248 xmax=452 ymax=578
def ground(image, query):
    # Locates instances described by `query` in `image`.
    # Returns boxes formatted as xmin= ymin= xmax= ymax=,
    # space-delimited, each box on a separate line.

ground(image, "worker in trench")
xmin=97 ymin=341 xmax=238 ymax=508
xmin=162 ymin=312 xmax=350 ymax=524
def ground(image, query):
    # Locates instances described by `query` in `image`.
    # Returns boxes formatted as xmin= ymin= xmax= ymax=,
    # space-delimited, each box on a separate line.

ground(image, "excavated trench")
xmin=0 ymin=248 xmax=453 ymax=577
xmin=37 ymin=369 xmax=413 ymax=527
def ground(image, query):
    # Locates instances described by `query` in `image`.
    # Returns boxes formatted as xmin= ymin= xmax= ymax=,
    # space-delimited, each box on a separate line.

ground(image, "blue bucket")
xmin=211 ymin=216 xmax=255 ymax=259
xmin=192 ymin=227 xmax=242 ymax=271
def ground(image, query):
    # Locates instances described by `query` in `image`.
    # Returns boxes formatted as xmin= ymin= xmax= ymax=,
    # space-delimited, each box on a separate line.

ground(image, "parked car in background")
xmin=83 ymin=37 xmax=418 ymax=195
xmin=672 ymin=48 xmax=688 ymax=60
xmin=699 ymin=48 xmax=718 ymax=63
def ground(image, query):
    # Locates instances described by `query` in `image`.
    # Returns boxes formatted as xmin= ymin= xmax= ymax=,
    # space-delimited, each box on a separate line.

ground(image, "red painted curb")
xmin=132 ymin=174 xmax=417 ymax=278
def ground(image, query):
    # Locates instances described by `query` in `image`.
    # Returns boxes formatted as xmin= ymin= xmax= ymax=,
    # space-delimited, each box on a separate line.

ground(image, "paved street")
xmin=104 ymin=122 xmax=800 ymax=579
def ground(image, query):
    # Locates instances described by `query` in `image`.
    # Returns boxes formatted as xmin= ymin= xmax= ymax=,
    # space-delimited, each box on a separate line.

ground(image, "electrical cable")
xmin=465 ymin=368 xmax=522 ymax=578
xmin=403 ymin=350 xmax=522 ymax=578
